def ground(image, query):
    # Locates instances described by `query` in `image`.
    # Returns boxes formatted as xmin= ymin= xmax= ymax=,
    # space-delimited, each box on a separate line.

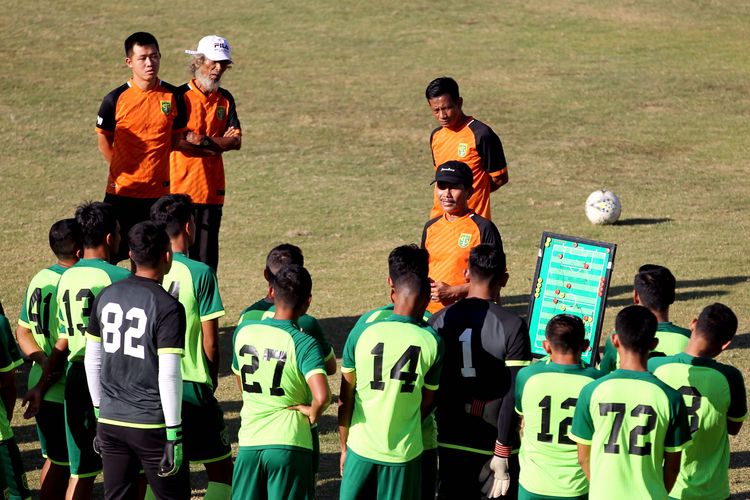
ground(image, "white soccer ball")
xmin=585 ymin=190 xmax=621 ymax=225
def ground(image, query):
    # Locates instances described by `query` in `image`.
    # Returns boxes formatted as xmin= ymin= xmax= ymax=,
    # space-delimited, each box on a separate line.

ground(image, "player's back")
xmin=649 ymin=353 xmax=747 ymax=499
xmin=162 ymin=252 xmax=224 ymax=386
xmin=232 ymin=318 xmax=325 ymax=450
xmin=429 ymin=298 xmax=530 ymax=452
xmin=515 ymin=360 xmax=603 ymax=497
xmin=600 ymin=322 xmax=690 ymax=373
xmin=570 ymin=370 xmax=691 ymax=500
xmin=91 ymin=275 xmax=185 ymax=426
xmin=342 ymin=315 xmax=443 ymax=463
xmin=57 ymin=258 xmax=130 ymax=361
xmin=18 ymin=264 xmax=68 ymax=401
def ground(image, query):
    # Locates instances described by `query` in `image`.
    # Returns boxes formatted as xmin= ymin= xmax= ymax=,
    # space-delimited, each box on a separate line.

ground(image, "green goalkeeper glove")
xmin=158 ymin=425 xmax=183 ymax=477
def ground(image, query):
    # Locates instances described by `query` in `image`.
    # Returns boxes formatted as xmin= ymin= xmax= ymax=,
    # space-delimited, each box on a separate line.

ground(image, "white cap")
xmin=185 ymin=35 xmax=232 ymax=63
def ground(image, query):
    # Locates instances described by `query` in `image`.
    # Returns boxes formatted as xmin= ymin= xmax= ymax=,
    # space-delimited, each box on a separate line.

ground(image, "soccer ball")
xmin=585 ymin=190 xmax=621 ymax=225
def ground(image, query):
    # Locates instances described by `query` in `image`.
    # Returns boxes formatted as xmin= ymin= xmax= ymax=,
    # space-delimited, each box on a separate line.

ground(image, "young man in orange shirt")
xmin=426 ymin=77 xmax=508 ymax=220
xmin=421 ymin=161 xmax=504 ymax=314
xmin=171 ymin=35 xmax=242 ymax=270
xmin=96 ymin=32 xmax=187 ymax=262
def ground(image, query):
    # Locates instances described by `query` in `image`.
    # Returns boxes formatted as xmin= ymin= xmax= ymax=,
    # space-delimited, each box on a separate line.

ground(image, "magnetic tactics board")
xmin=527 ymin=233 xmax=616 ymax=366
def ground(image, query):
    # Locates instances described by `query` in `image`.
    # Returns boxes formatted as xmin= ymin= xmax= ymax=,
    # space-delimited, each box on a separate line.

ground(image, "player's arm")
xmin=338 ymin=370 xmax=356 ymax=476
xmin=430 ymin=281 xmax=469 ymax=304
xmin=201 ymin=318 xmax=220 ymax=390
xmin=489 ymin=170 xmax=508 ymax=192
xmin=476 ymin=126 xmax=508 ymax=192
xmin=577 ymin=443 xmax=591 ymax=480
xmin=302 ymin=373 xmax=330 ymax=425
xmin=0 ymin=369 xmax=16 ymax=419
xmin=726 ymin=366 xmax=747 ymax=436
xmin=663 ymin=450 xmax=682 ymax=493
xmin=97 ymin=133 xmax=114 ymax=163
xmin=84 ymin=336 xmax=103 ymax=411
xmin=421 ymin=387 xmax=438 ymax=419
xmin=23 ymin=337 xmax=68 ymax=418
xmin=96 ymin=92 xmax=117 ymax=163
xmin=15 ymin=325 xmax=46 ymax=365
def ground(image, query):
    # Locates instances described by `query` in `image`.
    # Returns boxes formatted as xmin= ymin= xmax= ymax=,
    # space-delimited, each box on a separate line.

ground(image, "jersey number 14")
xmin=369 ymin=343 xmax=421 ymax=393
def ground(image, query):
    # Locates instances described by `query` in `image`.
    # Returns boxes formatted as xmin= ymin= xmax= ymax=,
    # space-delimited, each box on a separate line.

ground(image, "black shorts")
xmin=97 ymin=423 xmax=190 ymax=500
xmin=36 ymin=400 xmax=69 ymax=465
xmin=437 ymin=446 xmax=519 ymax=500
xmin=182 ymin=382 xmax=231 ymax=464
xmin=188 ymin=204 xmax=222 ymax=271
xmin=103 ymin=194 xmax=159 ymax=263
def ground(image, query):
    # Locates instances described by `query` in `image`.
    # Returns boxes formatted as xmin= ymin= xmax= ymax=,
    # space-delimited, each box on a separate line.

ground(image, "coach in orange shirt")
xmin=421 ymin=161 xmax=504 ymax=314
xmin=426 ymin=77 xmax=508 ymax=221
xmin=171 ymin=35 xmax=241 ymax=270
xmin=96 ymin=32 xmax=187 ymax=262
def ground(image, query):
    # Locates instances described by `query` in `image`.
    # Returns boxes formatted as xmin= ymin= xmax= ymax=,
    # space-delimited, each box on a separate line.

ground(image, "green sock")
xmin=204 ymin=481 xmax=232 ymax=500
xmin=144 ymin=485 xmax=157 ymax=500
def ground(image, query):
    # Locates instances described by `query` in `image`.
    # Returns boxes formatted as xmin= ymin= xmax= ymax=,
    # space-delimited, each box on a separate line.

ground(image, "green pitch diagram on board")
xmin=527 ymin=232 xmax=616 ymax=366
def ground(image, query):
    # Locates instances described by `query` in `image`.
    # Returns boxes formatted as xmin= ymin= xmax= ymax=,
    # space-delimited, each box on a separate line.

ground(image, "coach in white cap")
xmin=171 ymin=35 xmax=241 ymax=272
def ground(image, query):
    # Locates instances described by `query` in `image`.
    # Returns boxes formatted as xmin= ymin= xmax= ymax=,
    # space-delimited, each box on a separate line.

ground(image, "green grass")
xmin=2 ymin=0 xmax=749 ymax=497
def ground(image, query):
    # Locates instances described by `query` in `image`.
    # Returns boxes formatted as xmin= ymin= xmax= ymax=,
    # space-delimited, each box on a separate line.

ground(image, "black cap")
xmin=432 ymin=161 xmax=473 ymax=189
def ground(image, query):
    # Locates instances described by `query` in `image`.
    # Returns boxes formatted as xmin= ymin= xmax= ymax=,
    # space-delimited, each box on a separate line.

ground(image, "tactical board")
xmin=527 ymin=233 xmax=616 ymax=366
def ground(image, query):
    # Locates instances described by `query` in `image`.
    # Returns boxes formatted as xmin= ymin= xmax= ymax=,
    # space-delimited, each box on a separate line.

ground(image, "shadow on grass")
xmin=729 ymin=332 xmax=750 ymax=351
xmin=614 ymin=217 xmax=672 ymax=226
xmin=731 ymin=450 xmax=750 ymax=469
xmin=317 ymin=452 xmax=342 ymax=499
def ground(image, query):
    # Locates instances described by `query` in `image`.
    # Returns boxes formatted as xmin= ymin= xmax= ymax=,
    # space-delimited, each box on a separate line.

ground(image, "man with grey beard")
xmin=171 ymin=35 xmax=241 ymax=271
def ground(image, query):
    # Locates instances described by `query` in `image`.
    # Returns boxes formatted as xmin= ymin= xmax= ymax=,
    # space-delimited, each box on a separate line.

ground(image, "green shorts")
xmin=518 ymin=484 xmax=587 ymax=500
xmin=0 ymin=438 xmax=31 ymax=500
xmin=36 ymin=400 xmax=69 ymax=466
xmin=232 ymin=447 xmax=314 ymax=500
xmin=340 ymin=448 xmax=421 ymax=500
xmin=64 ymin=362 xmax=102 ymax=477
xmin=182 ymin=381 xmax=232 ymax=464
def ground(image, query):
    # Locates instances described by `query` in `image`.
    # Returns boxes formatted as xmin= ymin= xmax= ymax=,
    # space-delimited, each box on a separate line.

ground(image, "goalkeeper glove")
xmin=479 ymin=441 xmax=511 ymax=498
xmin=92 ymin=407 xmax=101 ymax=455
xmin=465 ymin=398 xmax=502 ymax=427
xmin=158 ymin=425 xmax=183 ymax=477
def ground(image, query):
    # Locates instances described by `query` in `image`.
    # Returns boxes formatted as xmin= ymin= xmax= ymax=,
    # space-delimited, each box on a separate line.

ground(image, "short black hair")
xmin=49 ymin=218 xmax=82 ymax=260
xmin=128 ymin=221 xmax=170 ymax=268
xmin=425 ymin=76 xmax=460 ymax=102
xmin=388 ymin=245 xmax=429 ymax=286
xmin=272 ymin=265 xmax=312 ymax=311
xmin=468 ymin=244 xmax=506 ymax=287
xmin=614 ymin=305 xmax=658 ymax=355
xmin=634 ymin=265 xmax=676 ymax=312
xmin=124 ymin=32 xmax=160 ymax=57
xmin=695 ymin=303 xmax=738 ymax=346
xmin=266 ymin=244 xmax=304 ymax=278
xmin=75 ymin=201 xmax=118 ymax=249
xmin=150 ymin=194 xmax=193 ymax=238
xmin=545 ymin=314 xmax=586 ymax=353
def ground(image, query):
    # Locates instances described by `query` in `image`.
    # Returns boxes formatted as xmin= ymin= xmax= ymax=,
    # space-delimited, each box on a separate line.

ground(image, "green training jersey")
xmin=163 ymin=252 xmax=224 ymax=387
xmin=570 ymin=370 xmax=691 ymax=500
xmin=0 ymin=313 xmax=24 ymax=440
xmin=515 ymin=360 xmax=604 ymax=497
xmin=239 ymin=298 xmax=335 ymax=362
xmin=18 ymin=263 xmax=67 ymax=403
xmin=649 ymin=353 xmax=747 ymax=499
xmin=599 ymin=322 xmax=690 ymax=374
xmin=56 ymin=258 xmax=130 ymax=361
xmin=232 ymin=318 xmax=325 ymax=449
xmin=342 ymin=314 xmax=443 ymax=463
xmin=354 ymin=304 xmax=438 ymax=450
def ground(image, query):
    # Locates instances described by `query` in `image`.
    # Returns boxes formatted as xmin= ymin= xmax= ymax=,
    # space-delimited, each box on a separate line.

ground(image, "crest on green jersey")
xmin=457 ymin=143 xmax=468 ymax=157
xmin=458 ymin=233 xmax=472 ymax=248
xmin=216 ymin=106 xmax=226 ymax=120
xmin=160 ymin=100 xmax=171 ymax=115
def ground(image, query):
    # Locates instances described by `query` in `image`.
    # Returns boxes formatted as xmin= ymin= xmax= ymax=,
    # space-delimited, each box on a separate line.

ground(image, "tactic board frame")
xmin=527 ymin=232 xmax=617 ymax=366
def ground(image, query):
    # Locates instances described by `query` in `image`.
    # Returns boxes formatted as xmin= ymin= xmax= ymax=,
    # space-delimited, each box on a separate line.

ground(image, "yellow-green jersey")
xmin=18 ymin=264 xmax=67 ymax=403
xmin=56 ymin=258 xmax=130 ymax=361
xmin=0 ymin=313 xmax=24 ymax=440
xmin=342 ymin=314 xmax=443 ymax=463
xmin=232 ymin=318 xmax=326 ymax=449
xmin=515 ymin=360 xmax=603 ymax=498
xmin=570 ymin=370 xmax=691 ymax=500
xmin=238 ymin=298 xmax=335 ymax=364
xmin=599 ymin=322 xmax=690 ymax=374
xmin=163 ymin=252 xmax=224 ymax=388
xmin=649 ymin=353 xmax=747 ymax=500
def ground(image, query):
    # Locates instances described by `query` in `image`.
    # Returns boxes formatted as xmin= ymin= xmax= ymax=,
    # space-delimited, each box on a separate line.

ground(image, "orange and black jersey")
xmin=430 ymin=117 xmax=508 ymax=220
xmin=170 ymin=81 xmax=240 ymax=206
xmin=96 ymin=79 xmax=187 ymax=199
xmin=421 ymin=211 xmax=503 ymax=314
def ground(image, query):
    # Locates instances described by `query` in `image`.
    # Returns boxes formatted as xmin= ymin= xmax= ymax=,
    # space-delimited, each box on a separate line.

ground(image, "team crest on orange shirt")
xmin=216 ymin=106 xmax=226 ymax=120
xmin=457 ymin=143 xmax=468 ymax=158
xmin=458 ymin=233 xmax=472 ymax=248
xmin=160 ymin=100 xmax=171 ymax=115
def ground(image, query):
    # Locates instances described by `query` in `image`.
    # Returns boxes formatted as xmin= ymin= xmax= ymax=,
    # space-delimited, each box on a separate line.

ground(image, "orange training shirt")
xmin=169 ymin=81 xmax=240 ymax=205
xmin=430 ymin=117 xmax=508 ymax=220
xmin=96 ymin=79 xmax=186 ymax=199
xmin=421 ymin=211 xmax=504 ymax=314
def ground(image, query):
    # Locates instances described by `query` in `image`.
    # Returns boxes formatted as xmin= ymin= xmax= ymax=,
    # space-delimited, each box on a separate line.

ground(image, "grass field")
xmin=2 ymin=0 xmax=749 ymax=497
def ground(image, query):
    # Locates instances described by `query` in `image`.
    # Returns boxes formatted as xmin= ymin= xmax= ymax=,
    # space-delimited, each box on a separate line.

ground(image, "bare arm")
xmin=15 ymin=325 xmax=46 ymax=365
xmin=201 ymin=319 xmax=220 ymax=390
xmin=430 ymin=281 xmax=469 ymax=304
xmin=172 ymin=128 xmax=241 ymax=155
xmin=663 ymin=450 xmax=682 ymax=493
xmin=489 ymin=170 xmax=509 ymax=192
xmin=421 ymin=387 xmax=437 ymax=420
xmin=324 ymin=355 xmax=337 ymax=377
xmin=577 ymin=444 xmax=591 ymax=480
xmin=306 ymin=373 xmax=330 ymax=425
xmin=338 ymin=371 xmax=356 ymax=476
xmin=97 ymin=133 xmax=114 ymax=163
xmin=23 ymin=338 xmax=68 ymax=418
